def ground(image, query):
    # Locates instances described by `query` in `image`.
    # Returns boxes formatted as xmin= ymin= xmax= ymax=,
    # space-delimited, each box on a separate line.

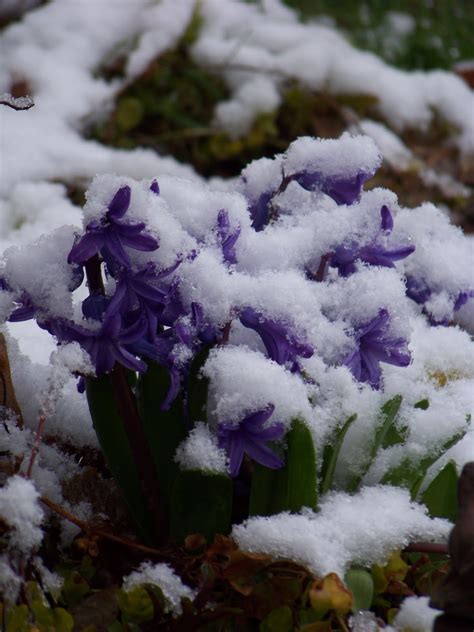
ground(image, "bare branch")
xmin=0 ymin=93 xmax=34 ymax=110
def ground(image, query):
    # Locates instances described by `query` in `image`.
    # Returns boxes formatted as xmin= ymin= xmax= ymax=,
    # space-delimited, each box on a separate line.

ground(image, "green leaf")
xmin=347 ymin=396 xmax=402 ymax=492
xmin=421 ymin=460 xmax=459 ymax=521
xmin=287 ymin=418 xmax=318 ymax=512
xmin=50 ymin=608 xmax=74 ymax=632
xmin=5 ymin=605 xmax=30 ymax=632
xmin=344 ymin=568 xmax=374 ymax=612
xmin=117 ymin=587 xmax=154 ymax=624
xmin=414 ymin=398 xmax=430 ymax=410
xmin=116 ymin=97 xmax=144 ymax=131
xmin=85 ymin=376 xmax=155 ymax=543
xmin=170 ymin=469 xmax=232 ymax=542
xmin=136 ymin=361 xmax=187 ymax=511
xmin=249 ymin=460 xmax=289 ymax=517
xmin=381 ymin=426 xmax=469 ymax=496
xmin=320 ymin=414 xmax=357 ymax=495
xmin=260 ymin=605 xmax=293 ymax=632
xmin=187 ymin=346 xmax=211 ymax=424
xmin=61 ymin=572 xmax=91 ymax=607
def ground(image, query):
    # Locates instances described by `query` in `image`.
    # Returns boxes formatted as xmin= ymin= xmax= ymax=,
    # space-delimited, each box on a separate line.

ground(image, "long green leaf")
xmin=187 ymin=345 xmax=211 ymax=424
xmin=249 ymin=461 xmax=289 ymax=517
xmin=381 ymin=426 xmax=469 ymax=496
xmin=320 ymin=414 xmax=357 ymax=495
xmin=421 ymin=460 xmax=458 ymax=522
xmin=170 ymin=469 xmax=232 ymax=542
xmin=287 ymin=418 xmax=318 ymax=512
xmin=85 ymin=376 xmax=155 ymax=543
xmin=136 ymin=362 xmax=187 ymax=510
xmin=347 ymin=396 xmax=402 ymax=492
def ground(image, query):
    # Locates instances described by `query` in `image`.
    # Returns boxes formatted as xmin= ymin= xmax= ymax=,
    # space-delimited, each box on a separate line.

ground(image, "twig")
xmin=0 ymin=93 xmax=34 ymax=110
xmin=334 ymin=611 xmax=349 ymax=632
xmin=404 ymin=542 xmax=449 ymax=555
xmin=25 ymin=412 xmax=46 ymax=478
xmin=39 ymin=495 xmax=172 ymax=559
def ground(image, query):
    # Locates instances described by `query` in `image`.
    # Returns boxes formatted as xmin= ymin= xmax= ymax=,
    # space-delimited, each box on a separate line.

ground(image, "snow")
xmin=203 ymin=346 xmax=313 ymax=428
xmin=232 ymin=486 xmax=450 ymax=578
xmin=193 ymin=0 xmax=474 ymax=152
xmin=123 ymin=562 xmax=195 ymax=616
xmin=354 ymin=119 xmax=413 ymax=170
xmin=392 ymin=596 xmax=441 ymax=632
xmin=284 ymin=133 xmax=381 ymax=180
xmin=0 ymin=475 xmax=43 ymax=553
xmin=175 ymin=422 xmax=228 ymax=474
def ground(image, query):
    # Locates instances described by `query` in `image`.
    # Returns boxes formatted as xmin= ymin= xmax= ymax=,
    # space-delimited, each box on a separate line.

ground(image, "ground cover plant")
xmin=0 ymin=1 xmax=473 ymax=631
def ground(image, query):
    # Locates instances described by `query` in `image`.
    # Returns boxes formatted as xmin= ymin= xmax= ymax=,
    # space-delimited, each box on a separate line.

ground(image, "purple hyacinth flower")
xmin=292 ymin=169 xmax=375 ymax=206
xmin=107 ymin=261 xmax=180 ymax=340
xmin=454 ymin=290 xmax=474 ymax=312
xmin=330 ymin=206 xmax=415 ymax=277
xmin=68 ymin=186 xmax=159 ymax=268
xmin=8 ymin=298 xmax=36 ymax=322
xmin=249 ymin=190 xmax=274 ymax=232
xmin=405 ymin=275 xmax=432 ymax=305
xmin=343 ymin=309 xmax=411 ymax=389
xmin=45 ymin=312 xmax=147 ymax=375
xmin=218 ymin=404 xmax=285 ymax=477
xmin=216 ymin=210 xmax=240 ymax=264
xmin=240 ymin=307 xmax=313 ymax=370
xmin=380 ymin=204 xmax=394 ymax=232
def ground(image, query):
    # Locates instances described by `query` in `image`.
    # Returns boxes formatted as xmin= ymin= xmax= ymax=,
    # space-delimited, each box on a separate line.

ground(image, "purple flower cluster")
xmin=10 ymin=184 xmax=203 ymax=410
xmin=68 ymin=186 xmax=159 ymax=270
xmin=244 ymin=164 xmax=377 ymax=232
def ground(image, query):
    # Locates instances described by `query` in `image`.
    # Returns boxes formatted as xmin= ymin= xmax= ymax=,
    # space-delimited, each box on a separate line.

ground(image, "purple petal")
xmin=245 ymin=422 xmax=286 ymax=442
xmin=227 ymin=436 xmax=245 ymax=477
xmin=454 ymin=291 xmax=470 ymax=312
xmin=110 ymin=343 xmax=147 ymax=373
xmin=8 ymin=305 xmax=36 ymax=322
xmin=115 ymin=221 xmax=147 ymax=236
xmin=108 ymin=186 xmax=131 ymax=219
xmin=120 ymin=231 xmax=159 ymax=252
xmin=82 ymin=293 xmax=109 ymax=321
xmin=343 ymin=348 xmax=362 ymax=381
xmin=242 ymin=437 xmax=284 ymax=470
xmin=101 ymin=312 xmax=122 ymax=338
xmin=242 ymin=405 xmax=275 ymax=430
xmin=104 ymin=231 xmax=131 ymax=268
xmin=68 ymin=231 xmax=104 ymax=264
xmin=132 ymin=278 xmax=168 ymax=303
xmin=360 ymin=349 xmax=383 ymax=389
xmin=380 ymin=205 xmax=394 ymax=232
xmin=250 ymin=191 xmax=273 ymax=232
xmin=150 ymin=179 xmax=160 ymax=195
xmin=107 ymin=281 xmax=129 ymax=317
xmin=119 ymin=316 xmax=147 ymax=344
xmin=160 ymin=366 xmax=181 ymax=411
